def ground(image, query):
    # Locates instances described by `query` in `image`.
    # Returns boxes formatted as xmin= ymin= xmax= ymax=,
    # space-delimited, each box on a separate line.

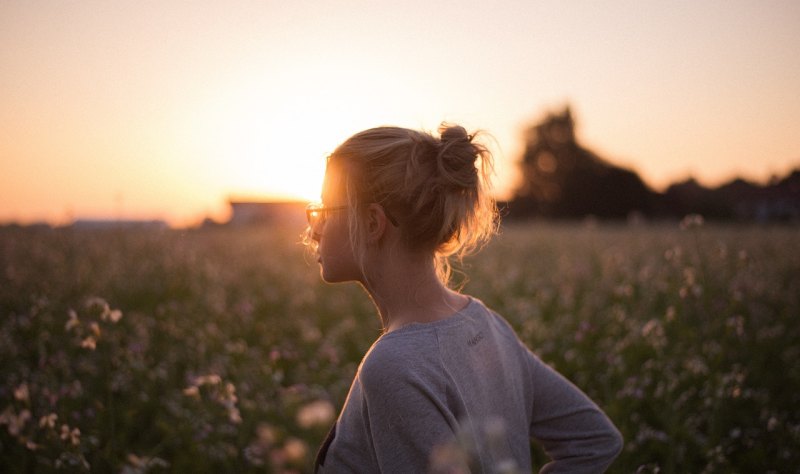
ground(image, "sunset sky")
xmin=2 ymin=0 xmax=798 ymax=226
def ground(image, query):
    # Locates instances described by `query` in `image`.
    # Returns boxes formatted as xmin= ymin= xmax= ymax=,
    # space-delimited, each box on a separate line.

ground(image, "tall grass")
xmin=1 ymin=222 xmax=798 ymax=472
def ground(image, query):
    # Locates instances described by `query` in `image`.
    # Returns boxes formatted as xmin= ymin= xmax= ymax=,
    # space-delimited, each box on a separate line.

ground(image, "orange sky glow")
xmin=1 ymin=0 xmax=798 ymax=226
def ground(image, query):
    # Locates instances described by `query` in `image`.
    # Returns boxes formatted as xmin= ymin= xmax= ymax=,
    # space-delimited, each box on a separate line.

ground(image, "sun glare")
xmin=182 ymin=87 xmax=337 ymax=205
xmin=215 ymin=111 xmax=332 ymax=203
xmin=183 ymin=61 xmax=431 ymax=209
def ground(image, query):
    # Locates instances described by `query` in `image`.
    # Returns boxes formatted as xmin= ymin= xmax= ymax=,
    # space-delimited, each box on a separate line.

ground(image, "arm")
xmin=527 ymin=353 xmax=623 ymax=473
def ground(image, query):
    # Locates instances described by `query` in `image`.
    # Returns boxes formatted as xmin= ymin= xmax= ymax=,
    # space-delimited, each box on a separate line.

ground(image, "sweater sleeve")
xmin=527 ymin=353 xmax=623 ymax=473
xmin=358 ymin=349 xmax=457 ymax=473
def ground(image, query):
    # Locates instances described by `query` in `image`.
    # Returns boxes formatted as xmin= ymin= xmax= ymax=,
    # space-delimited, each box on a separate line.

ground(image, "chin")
xmin=320 ymin=265 xmax=343 ymax=283
xmin=320 ymin=270 xmax=338 ymax=283
xmin=320 ymin=265 xmax=360 ymax=284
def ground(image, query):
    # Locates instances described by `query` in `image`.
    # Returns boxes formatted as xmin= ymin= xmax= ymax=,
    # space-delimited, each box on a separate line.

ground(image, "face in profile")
xmin=312 ymin=168 xmax=362 ymax=284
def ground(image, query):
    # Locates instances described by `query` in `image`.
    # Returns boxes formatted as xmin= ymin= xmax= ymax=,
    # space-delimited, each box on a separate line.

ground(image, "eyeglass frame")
xmin=306 ymin=203 xmax=398 ymax=227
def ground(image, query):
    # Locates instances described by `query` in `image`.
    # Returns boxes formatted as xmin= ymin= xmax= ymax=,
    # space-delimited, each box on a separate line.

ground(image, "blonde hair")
xmin=310 ymin=123 xmax=498 ymax=286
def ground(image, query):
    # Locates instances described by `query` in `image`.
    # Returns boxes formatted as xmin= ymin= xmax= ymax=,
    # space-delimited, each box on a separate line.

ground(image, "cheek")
xmin=318 ymin=221 xmax=347 ymax=255
xmin=319 ymin=222 xmax=345 ymax=254
xmin=319 ymin=225 xmax=362 ymax=281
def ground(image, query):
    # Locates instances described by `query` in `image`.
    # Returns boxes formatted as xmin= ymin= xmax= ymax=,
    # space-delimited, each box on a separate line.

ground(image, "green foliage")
xmin=1 ymin=222 xmax=798 ymax=472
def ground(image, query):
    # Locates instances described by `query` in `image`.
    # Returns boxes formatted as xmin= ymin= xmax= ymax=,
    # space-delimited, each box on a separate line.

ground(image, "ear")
xmin=365 ymin=203 xmax=390 ymax=244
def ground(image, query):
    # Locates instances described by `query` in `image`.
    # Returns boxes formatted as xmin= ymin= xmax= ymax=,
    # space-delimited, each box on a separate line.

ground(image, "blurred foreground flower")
xmin=85 ymin=296 xmax=123 ymax=322
xmin=13 ymin=383 xmax=29 ymax=402
xmin=182 ymin=386 xmax=200 ymax=398
xmin=0 ymin=407 xmax=31 ymax=437
xmin=39 ymin=413 xmax=58 ymax=429
xmin=429 ymin=416 xmax=520 ymax=474
xmin=183 ymin=374 xmax=242 ymax=424
xmin=282 ymin=437 xmax=308 ymax=464
xmin=192 ymin=374 xmax=222 ymax=386
xmin=65 ymin=309 xmax=80 ymax=331
xmin=81 ymin=336 xmax=97 ymax=350
xmin=121 ymin=453 xmax=170 ymax=474
xmin=244 ymin=423 xmax=276 ymax=467
xmin=429 ymin=440 xmax=470 ymax=474
xmin=679 ymin=213 xmax=704 ymax=230
xmin=60 ymin=424 xmax=81 ymax=446
xmin=296 ymin=399 xmax=335 ymax=429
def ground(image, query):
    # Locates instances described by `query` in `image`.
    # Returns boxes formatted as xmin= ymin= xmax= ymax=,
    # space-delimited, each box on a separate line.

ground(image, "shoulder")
xmin=470 ymin=299 xmax=525 ymax=344
xmin=358 ymin=330 xmax=443 ymax=394
xmin=360 ymin=334 xmax=426 ymax=380
xmin=360 ymin=338 xmax=404 ymax=376
xmin=469 ymin=300 xmax=540 ymax=373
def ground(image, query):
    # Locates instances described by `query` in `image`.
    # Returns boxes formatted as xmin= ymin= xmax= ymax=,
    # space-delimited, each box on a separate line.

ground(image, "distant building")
xmin=71 ymin=219 xmax=168 ymax=230
xmin=227 ymin=200 xmax=308 ymax=227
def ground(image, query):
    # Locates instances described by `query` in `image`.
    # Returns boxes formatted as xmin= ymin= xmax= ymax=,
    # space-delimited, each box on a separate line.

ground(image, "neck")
xmin=361 ymin=254 xmax=469 ymax=332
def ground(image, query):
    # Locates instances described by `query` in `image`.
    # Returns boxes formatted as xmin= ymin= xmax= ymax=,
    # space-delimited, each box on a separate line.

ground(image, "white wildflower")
xmin=296 ymin=400 xmax=335 ymax=429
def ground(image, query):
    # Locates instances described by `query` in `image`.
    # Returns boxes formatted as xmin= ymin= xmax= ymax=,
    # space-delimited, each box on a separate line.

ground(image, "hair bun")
xmin=439 ymin=124 xmax=472 ymax=144
xmin=436 ymin=124 xmax=479 ymax=188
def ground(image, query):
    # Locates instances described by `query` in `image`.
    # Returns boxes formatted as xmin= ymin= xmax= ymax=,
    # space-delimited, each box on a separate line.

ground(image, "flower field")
xmin=1 ymin=221 xmax=798 ymax=473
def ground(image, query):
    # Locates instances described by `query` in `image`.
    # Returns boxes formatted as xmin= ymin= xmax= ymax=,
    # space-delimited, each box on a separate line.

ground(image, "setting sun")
xmin=174 ymin=55 xmax=445 ymax=211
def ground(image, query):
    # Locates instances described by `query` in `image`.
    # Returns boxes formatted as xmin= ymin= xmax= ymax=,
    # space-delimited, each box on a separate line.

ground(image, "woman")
xmin=306 ymin=124 xmax=622 ymax=473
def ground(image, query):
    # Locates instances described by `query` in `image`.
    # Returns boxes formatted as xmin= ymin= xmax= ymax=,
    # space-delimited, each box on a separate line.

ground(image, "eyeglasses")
xmin=305 ymin=203 xmax=398 ymax=227
xmin=306 ymin=203 xmax=347 ymax=227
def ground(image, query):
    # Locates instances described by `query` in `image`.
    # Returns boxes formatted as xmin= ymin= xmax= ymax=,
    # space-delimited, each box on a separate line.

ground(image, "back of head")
xmin=325 ymin=123 xmax=498 ymax=284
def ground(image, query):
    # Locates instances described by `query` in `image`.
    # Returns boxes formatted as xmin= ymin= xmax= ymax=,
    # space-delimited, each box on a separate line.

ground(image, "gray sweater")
xmin=316 ymin=297 xmax=622 ymax=473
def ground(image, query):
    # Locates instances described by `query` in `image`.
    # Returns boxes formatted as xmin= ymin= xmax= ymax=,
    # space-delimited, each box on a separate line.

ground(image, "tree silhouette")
xmin=511 ymin=106 xmax=655 ymax=219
